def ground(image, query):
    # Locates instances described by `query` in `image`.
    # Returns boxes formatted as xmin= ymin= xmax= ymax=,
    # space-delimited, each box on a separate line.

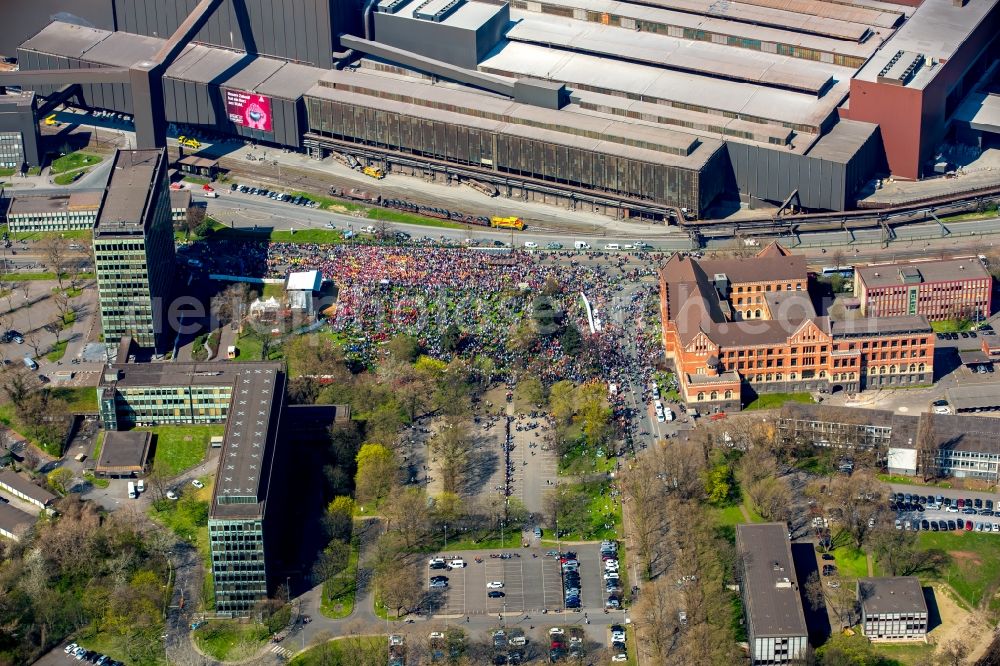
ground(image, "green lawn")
xmin=83 ymin=471 xmax=110 ymax=489
xmin=917 ymin=531 xmax=1000 ymax=607
xmin=320 ymin=534 xmax=360 ymax=619
xmin=76 ymin=626 xmax=166 ymax=666
xmin=745 ymin=392 xmax=814 ymax=411
xmin=140 ymin=424 xmax=224 ymax=476
xmin=3 ymin=271 xmax=94 ymax=282
xmin=192 ymin=620 xmax=270 ymax=662
xmin=261 ymin=282 xmax=285 ymax=299
xmin=833 ymin=546 xmax=869 ymax=579
xmin=50 ymin=151 xmax=102 ymax=174
xmin=53 ymin=169 xmax=89 ymax=185
xmin=872 ymin=641 xmax=936 ymax=665
xmin=0 ymin=167 xmax=14 ymax=177
xmin=876 ymin=474 xmax=954 ymax=489
xmin=51 ymin=386 xmax=99 ymax=413
xmin=46 ymin=340 xmax=68 ymax=362
xmin=12 ymin=228 xmax=92 ymax=241
xmin=230 ymin=331 xmax=283 ymax=362
xmin=289 ymin=636 xmax=388 ymax=666
xmin=931 ymin=319 xmax=973 ymax=333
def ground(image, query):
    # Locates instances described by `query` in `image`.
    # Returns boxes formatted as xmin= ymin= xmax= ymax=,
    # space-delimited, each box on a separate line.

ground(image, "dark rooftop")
xmin=858 ymin=577 xmax=927 ymax=616
xmin=736 ymin=523 xmax=809 ymax=639
xmin=830 ymin=315 xmax=932 ymax=338
xmin=96 ymin=430 xmax=152 ymax=473
xmin=780 ymin=402 xmax=896 ymax=429
xmin=0 ymin=502 xmax=34 ymax=538
xmin=945 ymin=383 xmax=1000 ymax=411
xmin=856 ymin=259 xmax=990 ymax=288
xmin=0 ymin=469 xmax=56 ymax=506
xmin=923 ymin=413 xmax=1000 ymax=455
xmin=95 ymin=149 xmax=166 ymax=236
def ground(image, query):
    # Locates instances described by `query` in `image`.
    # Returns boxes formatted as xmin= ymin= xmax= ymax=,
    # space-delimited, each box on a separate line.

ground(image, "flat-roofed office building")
xmin=92 ymin=149 xmax=175 ymax=352
xmin=98 ymin=358 xmax=287 ymax=616
xmin=6 ymin=192 xmax=102 ymax=234
xmin=736 ymin=523 xmax=810 ymax=664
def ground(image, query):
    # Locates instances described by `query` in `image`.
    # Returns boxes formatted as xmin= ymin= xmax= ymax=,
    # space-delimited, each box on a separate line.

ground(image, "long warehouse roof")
xmin=505 ymin=16 xmax=853 ymax=95
xmin=510 ymin=0 xmax=885 ymax=59
xmin=481 ymin=40 xmax=845 ymax=130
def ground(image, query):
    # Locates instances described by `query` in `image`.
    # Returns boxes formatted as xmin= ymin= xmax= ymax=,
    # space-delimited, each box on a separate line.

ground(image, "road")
xmin=204 ymin=190 xmax=1000 ymax=266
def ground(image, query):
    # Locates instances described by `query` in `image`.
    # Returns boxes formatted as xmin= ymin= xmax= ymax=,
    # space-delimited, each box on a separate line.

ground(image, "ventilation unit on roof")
xmin=377 ymin=0 xmax=411 ymax=13
xmin=877 ymin=51 xmax=925 ymax=86
xmin=413 ymin=0 xmax=464 ymax=21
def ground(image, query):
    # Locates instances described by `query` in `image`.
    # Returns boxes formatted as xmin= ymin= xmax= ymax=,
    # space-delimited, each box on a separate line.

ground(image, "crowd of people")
xmin=181 ymin=235 xmax=668 ymax=384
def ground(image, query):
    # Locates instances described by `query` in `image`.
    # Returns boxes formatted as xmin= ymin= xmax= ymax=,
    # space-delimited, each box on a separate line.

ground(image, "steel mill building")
xmin=1 ymin=0 xmax=997 ymax=219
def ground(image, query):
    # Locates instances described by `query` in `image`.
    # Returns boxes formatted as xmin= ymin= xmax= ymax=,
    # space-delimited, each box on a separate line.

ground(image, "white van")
xmin=604 ymin=243 xmax=621 ymax=251
xmin=136 ymin=479 xmax=145 ymax=493
xmin=23 ymin=357 xmax=38 ymax=371
xmin=127 ymin=481 xmax=138 ymax=499
xmin=574 ymin=241 xmax=591 ymax=250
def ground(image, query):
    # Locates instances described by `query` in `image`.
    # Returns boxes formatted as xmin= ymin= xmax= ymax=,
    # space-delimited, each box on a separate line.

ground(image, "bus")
xmin=821 ymin=266 xmax=854 ymax=278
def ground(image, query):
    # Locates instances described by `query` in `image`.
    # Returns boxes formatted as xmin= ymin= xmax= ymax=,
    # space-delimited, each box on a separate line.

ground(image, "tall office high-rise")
xmin=92 ymin=149 xmax=175 ymax=352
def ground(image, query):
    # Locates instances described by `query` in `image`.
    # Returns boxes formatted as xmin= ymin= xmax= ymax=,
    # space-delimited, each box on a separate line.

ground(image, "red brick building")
xmin=660 ymin=243 xmax=935 ymax=412
xmin=854 ymin=258 xmax=992 ymax=322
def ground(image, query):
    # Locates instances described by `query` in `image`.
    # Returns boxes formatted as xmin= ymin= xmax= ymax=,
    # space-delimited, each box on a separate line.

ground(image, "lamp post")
xmin=444 ymin=523 xmax=448 ymax=552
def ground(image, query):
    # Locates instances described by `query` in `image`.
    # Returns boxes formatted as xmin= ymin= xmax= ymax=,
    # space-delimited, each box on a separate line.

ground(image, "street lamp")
xmin=444 ymin=523 xmax=448 ymax=552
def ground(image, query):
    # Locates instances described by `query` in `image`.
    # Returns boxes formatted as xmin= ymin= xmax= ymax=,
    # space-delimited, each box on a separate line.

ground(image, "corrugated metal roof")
xmin=255 ymin=62 xmax=327 ymax=99
xmin=634 ymin=0 xmax=873 ymax=41
xmin=510 ymin=0 xmax=880 ymax=58
xmin=18 ymin=21 xmax=108 ymax=59
xmin=505 ymin=17 xmax=846 ymax=94
xmin=806 ymin=118 xmax=878 ymax=162
xmin=481 ymin=40 xmax=845 ymax=129
xmin=81 ymin=30 xmax=164 ymax=67
xmin=165 ymin=44 xmax=243 ymax=84
xmin=727 ymin=0 xmax=902 ymax=29
xmin=220 ymin=57 xmax=284 ymax=93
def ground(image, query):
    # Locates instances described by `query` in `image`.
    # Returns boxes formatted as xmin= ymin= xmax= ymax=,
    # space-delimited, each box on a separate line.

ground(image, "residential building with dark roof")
xmin=854 ymin=258 xmax=992 ymax=323
xmin=659 ymin=243 xmax=934 ymax=412
xmin=858 ymin=577 xmax=928 ymax=642
xmin=736 ymin=523 xmax=810 ymax=665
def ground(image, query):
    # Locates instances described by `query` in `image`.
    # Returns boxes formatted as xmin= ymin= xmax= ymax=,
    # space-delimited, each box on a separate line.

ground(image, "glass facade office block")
xmin=0 ymin=132 xmax=24 ymax=169
xmin=209 ymin=518 xmax=268 ymax=615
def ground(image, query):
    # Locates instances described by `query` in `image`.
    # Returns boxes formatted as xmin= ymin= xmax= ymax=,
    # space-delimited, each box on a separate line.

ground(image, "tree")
xmin=39 ymin=237 xmax=70 ymax=289
xmin=386 ymin=334 xmax=420 ymax=364
xmin=375 ymin=562 xmax=423 ymax=617
xmin=746 ymin=476 xmax=792 ymax=522
xmin=621 ymin=462 xmax=671 ymax=580
xmin=548 ymin=380 xmax=576 ymax=426
xmin=185 ymin=204 xmax=206 ymax=233
xmin=47 ymin=467 xmax=74 ymax=495
xmin=313 ymin=539 xmax=351 ymax=583
xmin=519 ymin=377 xmax=546 ymax=406
xmin=429 ymin=419 xmax=473 ymax=494
xmin=821 ymin=470 xmax=888 ymax=549
xmin=509 ymin=320 xmax=537 ymax=354
xmin=938 ymin=639 xmax=970 ymax=666
xmin=25 ymin=329 xmax=43 ymax=358
xmin=324 ymin=496 xmax=355 ymax=541
xmin=354 ymin=443 xmax=397 ymax=507
xmin=816 ymin=632 xmax=880 ymax=666
xmin=52 ymin=291 xmax=73 ymax=326
xmin=531 ymin=295 xmax=563 ymax=336
xmin=804 ymin=570 xmax=824 ymax=612
xmin=382 ymin=486 xmax=431 ymax=548
xmin=559 ymin=324 xmax=583 ymax=355
xmin=44 ymin=319 xmax=64 ymax=347
xmin=703 ymin=462 xmax=734 ymax=505
xmin=868 ymin=526 xmax=950 ymax=577
xmin=440 ymin=323 xmax=461 ymax=353
xmin=631 ymin=577 xmax=680 ymax=663
xmin=212 ymin=281 xmax=253 ymax=330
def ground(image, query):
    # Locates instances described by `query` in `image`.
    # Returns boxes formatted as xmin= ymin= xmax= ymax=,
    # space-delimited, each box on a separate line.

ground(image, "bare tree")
xmin=939 ymin=639 xmax=970 ymax=666
xmin=24 ymin=329 xmax=43 ymax=359
xmin=373 ymin=217 xmax=392 ymax=240
xmin=821 ymin=470 xmax=889 ymax=549
xmin=39 ymin=237 xmax=71 ymax=289
xmin=428 ymin=418 xmax=473 ymax=494
xmin=185 ymin=205 xmax=206 ymax=234
xmin=621 ymin=461 xmax=671 ymax=580
xmin=212 ymin=282 xmax=253 ymax=330
xmin=52 ymin=291 xmax=73 ymax=326
xmin=44 ymin=320 xmax=64 ymax=348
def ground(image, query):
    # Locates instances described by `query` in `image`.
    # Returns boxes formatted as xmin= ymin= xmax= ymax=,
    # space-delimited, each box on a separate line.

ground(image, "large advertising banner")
xmin=225 ymin=89 xmax=273 ymax=132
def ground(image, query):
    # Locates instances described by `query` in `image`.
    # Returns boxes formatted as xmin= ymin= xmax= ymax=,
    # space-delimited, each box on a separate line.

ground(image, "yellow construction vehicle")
xmin=177 ymin=136 xmax=201 ymax=149
xmin=362 ymin=165 xmax=385 ymax=179
xmin=44 ymin=114 xmax=59 ymax=127
xmin=490 ymin=216 xmax=524 ymax=231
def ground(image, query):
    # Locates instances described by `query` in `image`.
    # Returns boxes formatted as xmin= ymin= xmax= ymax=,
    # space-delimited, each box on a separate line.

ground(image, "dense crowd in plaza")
xmin=182 ymin=238 xmax=666 ymax=385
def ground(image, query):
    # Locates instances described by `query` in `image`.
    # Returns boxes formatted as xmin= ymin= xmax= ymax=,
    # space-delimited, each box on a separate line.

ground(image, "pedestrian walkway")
xmin=270 ymin=644 xmax=292 ymax=658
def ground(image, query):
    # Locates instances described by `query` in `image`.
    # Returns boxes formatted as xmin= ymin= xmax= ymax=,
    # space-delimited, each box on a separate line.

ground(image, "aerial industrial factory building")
xmin=3 ymin=0 xmax=999 ymax=219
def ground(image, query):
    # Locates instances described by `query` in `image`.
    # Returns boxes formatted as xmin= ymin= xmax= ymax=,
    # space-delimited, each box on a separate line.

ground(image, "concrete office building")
xmin=854 ymin=258 xmax=993 ymax=322
xmin=0 ymin=91 xmax=42 ymax=169
xmin=736 ymin=523 xmax=810 ymax=665
xmin=5 ymin=192 xmax=102 ymax=234
xmin=99 ymin=357 xmax=287 ymax=616
xmin=93 ymin=149 xmax=175 ymax=352
xmin=94 ymin=430 xmax=153 ymax=478
xmin=858 ymin=577 xmax=928 ymax=642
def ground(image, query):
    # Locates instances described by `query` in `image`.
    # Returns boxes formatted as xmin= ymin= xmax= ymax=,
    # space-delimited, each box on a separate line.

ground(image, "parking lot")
xmin=426 ymin=544 xmax=611 ymax=617
xmin=893 ymin=491 xmax=1000 ymax=534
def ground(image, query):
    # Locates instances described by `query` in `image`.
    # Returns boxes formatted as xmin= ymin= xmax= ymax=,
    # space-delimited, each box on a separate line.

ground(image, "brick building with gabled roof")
xmin=660 ymin=243 xmax=934 ymax=412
